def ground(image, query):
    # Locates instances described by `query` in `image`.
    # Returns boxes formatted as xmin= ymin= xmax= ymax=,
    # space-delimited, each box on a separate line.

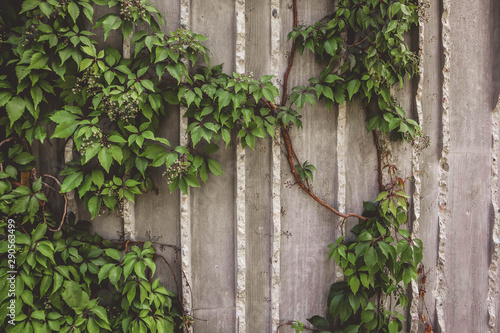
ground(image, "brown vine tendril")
xmin=278 ymin=0 xmax=366 ymax=221
xmin=372 ymin=130 xmax=384 ymax=192
xmin=43 ymin=174 xmax=69 ymax=232
xmin=282 ymin=126 xmax=366 ymax=220
xmin=281 ymin=0 xmax=298 ymax=107
xmin=154 ymin=253 xmax=192 ymax=328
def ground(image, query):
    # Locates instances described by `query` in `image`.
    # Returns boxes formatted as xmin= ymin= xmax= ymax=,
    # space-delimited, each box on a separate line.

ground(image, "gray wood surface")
xmin=43 ymin=1 xmax=500 ymax=332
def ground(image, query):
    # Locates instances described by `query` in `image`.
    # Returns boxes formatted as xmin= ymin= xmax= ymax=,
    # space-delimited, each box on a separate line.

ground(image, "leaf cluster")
xmin=307 ymin=187 xmax=422 ymax=333
xmin=0 ymin=140 xmax=180 ymax=332
xmin=0 ymin=0 xmax=290 ymax=218
xmin=288 ymin=0 xmax=421 ymax=140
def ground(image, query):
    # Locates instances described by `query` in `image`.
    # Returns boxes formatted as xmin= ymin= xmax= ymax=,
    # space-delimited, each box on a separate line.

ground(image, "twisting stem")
xmin=0 ymin=137 xmax=15 ymax=172
xmin=154 ymin=254 xmax=191 ymax=327
xmin=275 ymin=321 xmax=315 ymax=333
xmin=282 ymin=126 xmax=366 ymax=220
xmin=115 ymin=240 xmax=181 ymax=253
xmin=372 ymin=130 xmax=384 ymax=192
xmin=43 ymin=174 xmax=68 ymax=232
xmin=276 ymin=0 xmax=366 ymax=221
xmin=281 ymin=0 xmax=298 ymax=106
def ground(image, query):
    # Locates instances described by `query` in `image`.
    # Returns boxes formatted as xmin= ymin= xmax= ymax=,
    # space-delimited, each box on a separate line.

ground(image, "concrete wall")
xmin=68 ymin=1 xmax=500 ymax=332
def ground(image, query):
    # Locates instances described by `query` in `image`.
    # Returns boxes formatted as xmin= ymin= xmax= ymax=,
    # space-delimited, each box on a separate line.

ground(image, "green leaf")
xmin=375 ymin=191 xmax=388 ymax=202
xmin=390 ymin=2 xmax=401 ymax=18
xmin=98 ymin=147 xmax=113 ymax=173
xmin=92 ymin=170 xmax=104 ymax=188
xmin=105 ymin=248 xmax=122 ymax=261
xmin=52 ymin=121 xmax=79 ymax=138
xmin=109 ymin=266 xmax=122 ymax=289
xmin=110 ymin=145 xmax=123 ymax=164
xmin=101 ymin=15 xmax=122 ymax=40
xmin=0 ymin=91 xmax=13 ymax=107
xmin=39 ymin=2 xmax=53 ymax=17
xmin=6 ymin=97 xmax=26 ymax=126
xmin=28 ymin=196 xmax=40 ymax=217
xmin=207 ymin=158 xmax=223 ymax=176
xmin=217 ymin=90 xmax=232 ymax=111
xmin=361 ymin=310 xmax=374 ymax=323
xmin=32 ymin=222 xmax=47 ymax=243
xmin=199 ymin=162 xmax=208 ymax=184
xmin=61 ymin=172 xmax=84 ymax=192
xmin=61 ymin=281 xmax=89 ymax=310
xmin=141 ymin=79 xmax=155 ymax=91
xmin=91 ymin=306 xmax=109 ymax=324
xmin=324 ymin=38 xmax=338 ymax=56
xmin=29 ymin=52 xmax=48 ymax=69
xmin=380 ymin=86 xmax=391 ymax=104
xmin=13 ymin=152 xmax=35 ymax=165
xmin=388 ymin=319 xmax=398 ymax=333
xmin=347 ymin=79 xmax=361 ymax=100
xmin=364 ymin=246 xmax=377 ymax=268
xmin=98 ymin=263 xmax=115 ymax=283
xmin=245 ymin=133 xmax=255 ymax=149
xmin=37 ymin=242 xmax=55 ymax=261
xmin=134 ymin=261 xmax=147 ymax=280
xmin=381 ymin=199 xmax=389 ymax=215
xmin=84 ymin=143 xmax=100 ymax=163
xmin=386 ymin=20 xmax=398 ymax=33
xmin=397 ymin=239 xmax=409 ymax=253
xmin=348 ymin=294 xmax=361 ymax=312
xmin=31 ymin=86 xmax=43 ymax=110
xmin=349 ymin=276 xmax=360 ymax=295
xmin=68 ymin=2 xmax=80 ymax=22
xmin=40 ymin=275 xmax=52 ymax=297
xmin=377 ymin=241 xmax=391 ymax=259
xmin=307 ymin=315 xmax=329 ymax=328
xmin=21 ymin=0 xmax=39 ymax=13
xmin=414 ymin=244 xmax=423 ymax=264
xmin=344 ymin=325 xmax=360 ymax=333
xmin=389 ymin=199 xmax=397 ymax=217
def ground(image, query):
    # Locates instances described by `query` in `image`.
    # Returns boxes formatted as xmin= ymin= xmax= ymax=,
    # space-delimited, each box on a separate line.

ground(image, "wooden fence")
xmin=42 ymin=0 xmax=500 ymax=332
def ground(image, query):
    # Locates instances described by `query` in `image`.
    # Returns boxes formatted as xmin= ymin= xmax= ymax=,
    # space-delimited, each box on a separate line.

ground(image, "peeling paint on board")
xmin=435 ymin=0 xmax=451 ymax=331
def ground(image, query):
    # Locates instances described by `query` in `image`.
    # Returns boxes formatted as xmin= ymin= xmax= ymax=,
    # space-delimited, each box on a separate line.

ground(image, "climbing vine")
xmin=278 ymin=0 xmax=427 ymax=332
xmin=0 ymin=0 xmax=427 ymax=332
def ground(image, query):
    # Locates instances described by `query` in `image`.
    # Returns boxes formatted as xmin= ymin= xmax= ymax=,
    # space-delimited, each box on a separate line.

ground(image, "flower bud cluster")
xmin=73 ymin=68 xmax=101 ymax=96
xmin=102 ymin=92 xmax=139 ymax=121
xmin=43 ymin=297 xmax=52 ymax=310
xmin=162 ymin=160 xmax=190 ymax=185
xmin=78 ymin=127 xmax=110 ymax=155
xmin=0 ymin=25 xmax=7 ymax=45
xmin=120 ymin=0 xmax=147 ymax=21
xmin=24 ymin=24 xmax=38 ymax=43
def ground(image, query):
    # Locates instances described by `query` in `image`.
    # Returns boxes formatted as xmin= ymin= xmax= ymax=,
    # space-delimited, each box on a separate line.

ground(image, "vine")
xmin=277 ymin=0 xmax=428 ymax=332
xmin=0 ymin=0 xmax=428 ymax=332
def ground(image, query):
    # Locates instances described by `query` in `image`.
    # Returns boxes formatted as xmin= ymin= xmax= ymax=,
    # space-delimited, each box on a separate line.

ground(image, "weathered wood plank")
xmin=278 ymin=1 xmax=338 ymax=329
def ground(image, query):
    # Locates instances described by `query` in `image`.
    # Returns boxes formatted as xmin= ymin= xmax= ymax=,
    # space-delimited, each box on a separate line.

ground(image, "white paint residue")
xmin=409 ymin=5 xmax=425 ymax=332
xmin=122 ymin=35 xmax=135 ymax=241
xmin=487 ymin=96 xmax=500 ymax=332
xmin=336 ymin=103 xmax=346 ymax=281
xmin=435 ymin=1 xmax=451 ymax=331
xmin=235 ymin=2 xmax=247 ymax=331
xmin=179 ymin=1 xmax=193 ymax=331
xmin=270 ymin=2 xmax=282 ymax=331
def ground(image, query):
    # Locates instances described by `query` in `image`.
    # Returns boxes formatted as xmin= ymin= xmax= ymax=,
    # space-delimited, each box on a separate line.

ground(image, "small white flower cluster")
xmin=103 ymin=93 xmax=139 ymax=121
xmin=73 ymin=68 xmax=100 ymax=96
xmin=162 ymin=161 xmax=190 ymax=185
xmin=119 ymin=0 xmax=147 ymax=21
